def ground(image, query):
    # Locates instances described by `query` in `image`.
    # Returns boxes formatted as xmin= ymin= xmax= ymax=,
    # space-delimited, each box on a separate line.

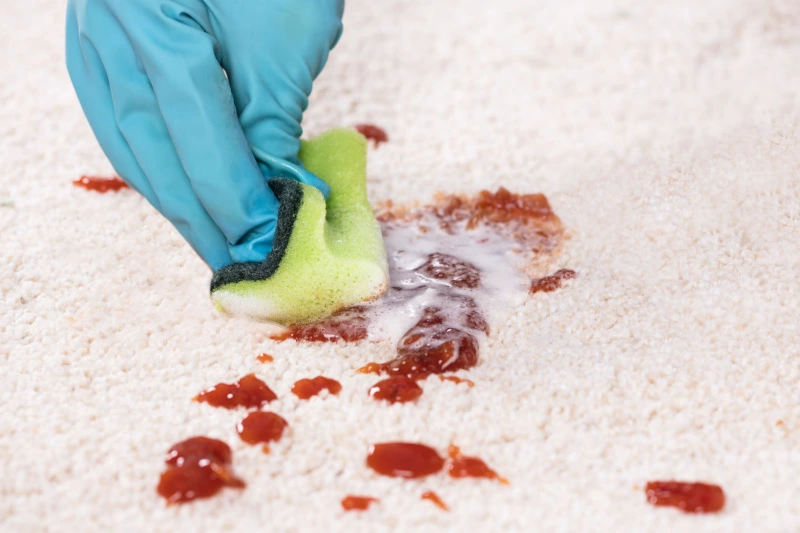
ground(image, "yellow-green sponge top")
xmin=210 ymin=128 xmax=389 ymax=324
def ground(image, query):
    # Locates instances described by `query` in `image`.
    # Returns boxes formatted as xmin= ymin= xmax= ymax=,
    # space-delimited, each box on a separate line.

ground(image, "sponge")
xmin=210 ymin=128 xmax=389 ymax=324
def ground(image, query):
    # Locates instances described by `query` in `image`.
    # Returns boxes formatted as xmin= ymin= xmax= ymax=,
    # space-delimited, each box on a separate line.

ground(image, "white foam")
xmin=364 ymin=215 xmax=530 ymax=343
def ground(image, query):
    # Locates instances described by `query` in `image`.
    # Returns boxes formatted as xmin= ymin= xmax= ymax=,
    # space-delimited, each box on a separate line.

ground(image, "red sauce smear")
xmin=439 ymin=376 xmax=475 ymax=387
xmin=367 ymin=442 xmax=445 ymax=479
xmin=421 ymin=490 xmax=449 ymax=511
xmin=354 ymin=124 xmax=389 ymax=147
xmin=272 ymin=308 xmax=369 ymax=343
xmin=72 ymin=175 xmax=129 ymax=193
xmin=292 ymin=376 xmax=342 ymax=400
xmin=530 ymin=268 xmax=576 ymax=294
xmin=357 ymin=303 xmax=484 ymax=380
xmin=368 ymin=376 xmax=423 ymax=403
xmin=194 ymin=374 xmax=277 ymax=409
xmin=256 ymin=353 xmax=274 ymax=363
xmin=156 ymin=437 xmax=245 ymax=504
xmin=446 ymin=445 xmax=508 ymax=484
xmin=357 ymin=257 xmax=488 ymax=380
xmin=341 ymin=495 xmax=379 ymax=511
xmin=448 ymin=187 xmax=559 ymax=232
xmin=645 ymin=481 xmax=725 ymax=513
xmin=237 ymin=411 xmax=288 ymax=445
xmin=274 ymin=189 xmax=567 ymax=383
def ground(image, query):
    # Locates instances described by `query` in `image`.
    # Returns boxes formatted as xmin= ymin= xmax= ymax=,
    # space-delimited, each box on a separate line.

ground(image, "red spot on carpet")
xmin=291 ymin=376 xmax=342 ymax=399
xmin=72 ymin=175 xmax=129 ymax=193
xmin=368 ymin=376 xmax=423 ymax=403
xmin=256 ymin=353 xmax=274 ymax=363
xmin=194 ymin=374 xmax=277 ymax=409
xmin=157 ymin=437 xmax=245 ymax=504
xmin=366 ymin=442 xmax=445 ymax=479
xmin=354 ymin=124 xmax=389 ymax=147
xmin=236 ymin=411 xmax=288 ymax=445
xmin=530 ymin=269 xmax=576 ymax=294
xmin=341 ymin=495 xmax=379 ymax=511
xmin=439 ymin=376 xmax=475 ymax=387
xmin=645 ymin=481 xmax=725 ymax=513
xmin=421 ymin=490 xmax=449 ymax=511
xmin=446 ymin=445 xmax=508 ymax=484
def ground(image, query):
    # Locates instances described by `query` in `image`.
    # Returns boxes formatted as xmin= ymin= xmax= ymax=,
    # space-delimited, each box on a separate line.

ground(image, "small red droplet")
xmin=341 ymin=495 xmax=379 ymax=511
xmin=369 ymin=376 xmax=423 ymax=403
xmin=194 ymin=374 xmax=277 ymax=409
xmin=72 ymin=175 xmax=129 ymax=193
xmin=421 ymin=490 xmax=449 ymax=511
xmin=292 ymin=376 xmax=342 ymax=400
xmin=256 ymin=353 xmax=274 ymax=363
xmin=354 ymin=124 xmax=389 ymax=147
xmin=366 ymin=442 xmax=445 ymax=479
xmin=645 ymin=481 xmax=725 ymax=513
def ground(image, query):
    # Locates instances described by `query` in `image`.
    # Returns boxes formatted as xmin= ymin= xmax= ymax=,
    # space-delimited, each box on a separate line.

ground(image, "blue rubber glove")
xmin=66 ymin=0 xmax=344 ymax=271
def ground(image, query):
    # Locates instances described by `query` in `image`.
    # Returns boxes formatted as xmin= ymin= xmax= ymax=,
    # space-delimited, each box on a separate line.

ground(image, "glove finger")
xmin=67 ymin=5 xmax=234 ymax=270
xmin=209 ymin=0 xmax=344 ymax=197
xmin=122 ymin=4 xmax=283 ymax=264
xmin=66 ymin=5 xmax=160 ymax=208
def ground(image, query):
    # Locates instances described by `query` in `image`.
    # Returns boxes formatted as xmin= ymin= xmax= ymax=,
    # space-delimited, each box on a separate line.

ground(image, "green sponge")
xmin=210 ymin=128 xmax=389 ymax=324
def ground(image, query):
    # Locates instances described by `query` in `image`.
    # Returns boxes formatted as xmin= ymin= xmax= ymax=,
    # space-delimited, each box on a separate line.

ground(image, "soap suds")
xmin=366 ymin=213 xmax=532 ymax=343
xmin=276 ymin=188 xmax=570 ymax=380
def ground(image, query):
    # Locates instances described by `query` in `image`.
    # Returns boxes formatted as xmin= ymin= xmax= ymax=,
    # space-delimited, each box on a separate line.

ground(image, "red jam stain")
xmin=72 ymin=175 xmax=129 ymax=193
xmin=357 ymin=304 xmax=482 ymax=380
xmin=367 ymin=442 xmax=445 ymax=479
xmin=354 ymin=124 xmax=389 ymax=147
xmin=341 ymin=495 xmax=379 ymax=511
xmin=645 ymin=481 xmax=725 ymax=513
xmin=449 ymin=187 xmax=558 ymax=233
xmin=193 ymin=374 xmax=277 ymax=409
xmin=357 ymin=255 xmax=488 ymax=381
xmin=368 ymin=376 xmax=423 ymax=403
xmin=291 ymin=376 xmax=342 ymax=400
xmin=237 ymin=411 xmax=288 ymax=445
xmin=421 ymin=490 xmax=449 ymax=511
xmin=439 ymin=376 xmax=475 ymax=387
xmin=357 ymin=363 xmax=382 ymax=375
xmin=256 ymin=353 xmax=274 ymax=363
xmin=530 ymin=269 xmax=576 ymax=294
xmin=446 ymin=445 xmax=508 ymax=484
xmin=273 ymin=308 xmax=369 ymax=343
xmin=274 ymin=189 xmax=568 ymax=383
xmin=156 ymin=437 xmax=245 ymax=504
xmin=417 ymin=252 xmax=481 ymax=288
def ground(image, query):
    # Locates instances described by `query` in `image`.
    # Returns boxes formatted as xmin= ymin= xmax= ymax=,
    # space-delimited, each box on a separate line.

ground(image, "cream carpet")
xmin=2 ymin=0 xmax=800 ymax=531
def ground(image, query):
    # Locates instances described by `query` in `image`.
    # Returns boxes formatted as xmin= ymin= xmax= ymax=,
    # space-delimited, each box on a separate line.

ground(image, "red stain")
xmin=354 ymin=124 xmax=389 ymax=147
xmin=291 ymin=376 xmax=342 ymax=400
xmin=530 ymin=269 xmax=576 ymax=294
xmin=421 ymin=490 xmax=449 ymax=511
xmin=645 ymin=481 xmax=725 ymax=513
xmin=72 ymin=175 xmax=129 ymax=193
xmin=236 ymin=411 xmax=288 ymax=445
xmin=341 ymin=495 xmax=379 ymax=511
xmin=193 ymin=374 xmax=277 ymax=409
xmin=367 ymin=442 xmax=445 ymax=479
xmin=156 ymin=437 xmax=245 ymax=504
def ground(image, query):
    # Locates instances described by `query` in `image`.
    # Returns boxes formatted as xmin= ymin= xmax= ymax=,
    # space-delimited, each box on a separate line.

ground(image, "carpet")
xmin=2 ymin=0 xmax=800 ymax=531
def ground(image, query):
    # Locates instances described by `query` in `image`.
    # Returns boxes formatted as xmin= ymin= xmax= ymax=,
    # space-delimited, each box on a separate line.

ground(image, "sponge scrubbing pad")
xmin=210 ymin=128 xmax=389 ymax=324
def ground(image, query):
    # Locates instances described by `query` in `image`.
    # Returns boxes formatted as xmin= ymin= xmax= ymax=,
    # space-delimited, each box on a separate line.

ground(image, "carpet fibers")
xmin=2 ymin=1 xmax=800 ymax=531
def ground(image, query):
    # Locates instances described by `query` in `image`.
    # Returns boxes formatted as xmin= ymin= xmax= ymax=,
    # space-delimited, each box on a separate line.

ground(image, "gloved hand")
xmin=66 ymin=0 xmax=344 ymax=271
